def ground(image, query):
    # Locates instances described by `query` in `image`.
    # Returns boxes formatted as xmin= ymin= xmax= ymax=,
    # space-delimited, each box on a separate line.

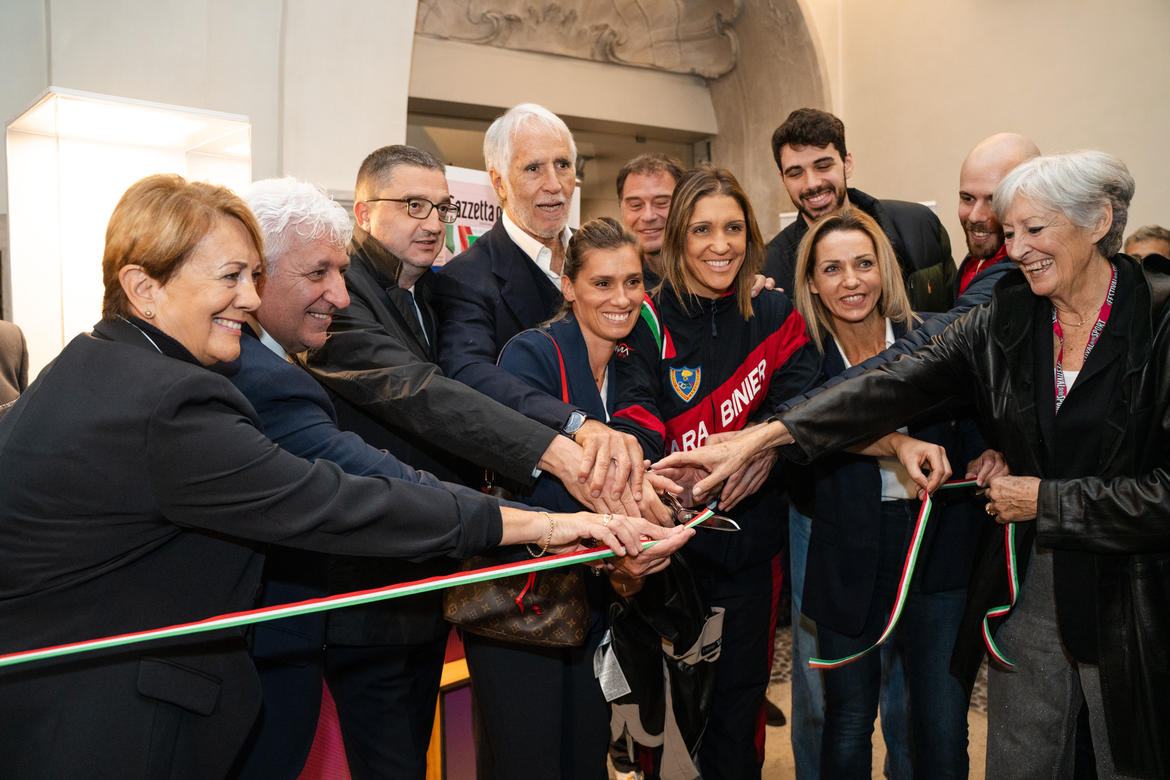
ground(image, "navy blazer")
xmin=799 ymin=320 xmax=988 ymax=637
xmin=435 ymin=220 xmax=576 ymax=430
xmin=498 ymin=315 xmax=615 ymax=514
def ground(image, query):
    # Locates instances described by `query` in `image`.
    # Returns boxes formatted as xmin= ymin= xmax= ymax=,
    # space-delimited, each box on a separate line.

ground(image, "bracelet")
xmin=526 ymin=511 xmax=556 ymax=557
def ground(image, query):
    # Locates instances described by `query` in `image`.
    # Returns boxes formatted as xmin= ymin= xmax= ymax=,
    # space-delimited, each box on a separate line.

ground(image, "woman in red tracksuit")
xmin=611 ymin=165 xmax=822 ymax=779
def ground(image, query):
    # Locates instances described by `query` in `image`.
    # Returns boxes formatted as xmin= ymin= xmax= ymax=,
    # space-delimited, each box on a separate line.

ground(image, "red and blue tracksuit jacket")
xmin=612 ymin=284 xmax=821 ymax=571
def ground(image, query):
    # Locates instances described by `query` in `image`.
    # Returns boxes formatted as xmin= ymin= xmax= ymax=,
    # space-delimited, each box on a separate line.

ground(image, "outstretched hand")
xmin=886 ymin=433 xmax=952 ymax=494
xmin=653 ymin=422 xmax=789 ymax=503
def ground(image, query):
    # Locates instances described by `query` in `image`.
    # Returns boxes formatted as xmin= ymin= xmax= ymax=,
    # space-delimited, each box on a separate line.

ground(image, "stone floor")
xmin=761 ymin=626 xmax=988 ymax=778
xmin=611 ymin=626 xmax=990 ymax=779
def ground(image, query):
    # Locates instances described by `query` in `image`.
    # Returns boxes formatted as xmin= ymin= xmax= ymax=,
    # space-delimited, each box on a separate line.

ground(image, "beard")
xmin=963 ymin=220 xmax=1004 ymax=260
xmin=797 ymin=184 xmax=847 ymax=222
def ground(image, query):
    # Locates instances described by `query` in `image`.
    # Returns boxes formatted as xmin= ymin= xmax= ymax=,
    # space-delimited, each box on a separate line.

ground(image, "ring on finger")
xmin=602 ymin=513 xmax=612 ymax=528
xmin=985 ymin=502 xmax=997 ymax=517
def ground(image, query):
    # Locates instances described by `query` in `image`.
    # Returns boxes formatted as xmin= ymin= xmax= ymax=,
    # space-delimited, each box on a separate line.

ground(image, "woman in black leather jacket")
xmin=656 ymin=150 xmax=1169 ymax=778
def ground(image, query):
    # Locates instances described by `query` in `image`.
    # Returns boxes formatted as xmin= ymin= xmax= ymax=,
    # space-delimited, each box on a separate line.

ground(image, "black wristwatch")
xmin=561 ymin=410 xmax=588 ymax=441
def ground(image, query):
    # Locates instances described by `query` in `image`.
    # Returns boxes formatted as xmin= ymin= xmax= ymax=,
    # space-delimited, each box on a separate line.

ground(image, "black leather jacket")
xmin=778 ymin=254 xmax=1170 ymax=777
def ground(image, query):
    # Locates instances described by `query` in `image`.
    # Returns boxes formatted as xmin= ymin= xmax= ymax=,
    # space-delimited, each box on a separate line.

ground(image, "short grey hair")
xmin=1126 ymin=224 xmax=1170 ymax=252
xmin=245 ymin=177 xmax=353 ymax=272
xmin=993 ymin=150 xmax=1135 ymax=258
xmin=483 ymin=103 xmax=576 ymax=176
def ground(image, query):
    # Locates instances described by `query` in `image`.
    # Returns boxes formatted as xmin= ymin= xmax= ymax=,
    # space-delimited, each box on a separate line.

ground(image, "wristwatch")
xmin=561 ymin=410 xmax=588 ymax=441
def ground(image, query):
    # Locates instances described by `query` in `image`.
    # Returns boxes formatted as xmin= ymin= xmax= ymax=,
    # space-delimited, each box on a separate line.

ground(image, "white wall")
xmin=819 ymin=0 xmax=1170 ymax=258
xmin=1 ymin=0 xmax=418 ymax=212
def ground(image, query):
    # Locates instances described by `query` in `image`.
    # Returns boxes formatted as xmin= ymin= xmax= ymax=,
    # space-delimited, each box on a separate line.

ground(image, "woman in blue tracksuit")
xmin=465 ymin=217 xmax=686 ymax=780
xmin=789 ymin=209 xmax=997 ymax=778
xmin=611 ymin=166 xmax=828 ymax=779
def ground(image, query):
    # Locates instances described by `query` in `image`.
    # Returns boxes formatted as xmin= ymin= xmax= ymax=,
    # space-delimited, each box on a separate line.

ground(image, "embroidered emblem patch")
xmin=670 ymin=366 xmax=701 ymax=403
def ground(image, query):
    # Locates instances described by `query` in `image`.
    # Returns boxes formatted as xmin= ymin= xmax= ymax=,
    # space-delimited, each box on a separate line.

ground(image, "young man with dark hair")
xmin=765 ymin=108 xmax=955 ymax=312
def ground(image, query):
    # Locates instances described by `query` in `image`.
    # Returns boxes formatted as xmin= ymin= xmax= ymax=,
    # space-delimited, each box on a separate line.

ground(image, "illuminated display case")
xmin=5 ymin=87 xmax=251 ymax=377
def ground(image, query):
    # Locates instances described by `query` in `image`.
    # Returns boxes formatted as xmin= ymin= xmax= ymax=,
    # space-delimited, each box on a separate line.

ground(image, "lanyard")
xmin=1052 ymin=263 xmax=1117 ymax=413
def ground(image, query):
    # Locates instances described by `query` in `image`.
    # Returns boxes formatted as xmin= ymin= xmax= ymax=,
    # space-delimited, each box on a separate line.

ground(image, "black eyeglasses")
xmin=364 ymin=197 xmax=460 ymax=224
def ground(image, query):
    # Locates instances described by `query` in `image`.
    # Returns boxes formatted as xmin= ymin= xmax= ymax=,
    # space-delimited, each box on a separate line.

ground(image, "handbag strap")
xmin=538 ymin=329 xmax=571 ymax=404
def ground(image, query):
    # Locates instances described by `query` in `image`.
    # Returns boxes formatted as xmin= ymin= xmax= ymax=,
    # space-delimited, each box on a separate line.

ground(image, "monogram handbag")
xmin=444 ymin=328 xmax=590 ymax=647
xmin=443 ymin=557 xmax=589 ymax=647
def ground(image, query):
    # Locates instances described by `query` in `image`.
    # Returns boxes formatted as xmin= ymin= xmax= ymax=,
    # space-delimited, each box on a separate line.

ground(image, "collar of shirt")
xmin=832 ymin=317 xmax=896 ymax=369
xmin=501 ymin=209 xmax=571 ymax=286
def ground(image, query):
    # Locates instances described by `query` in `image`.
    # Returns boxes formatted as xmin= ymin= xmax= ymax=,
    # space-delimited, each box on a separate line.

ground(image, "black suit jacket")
xmin=434 ymin=220 xmax=576 ymax=429
xmin=0 ymin=318 xmax=500 ymax=778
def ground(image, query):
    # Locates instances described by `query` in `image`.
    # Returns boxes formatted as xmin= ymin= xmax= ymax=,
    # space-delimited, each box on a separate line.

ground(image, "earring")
xmin=144 ymin=309 xmax=154 ymax=319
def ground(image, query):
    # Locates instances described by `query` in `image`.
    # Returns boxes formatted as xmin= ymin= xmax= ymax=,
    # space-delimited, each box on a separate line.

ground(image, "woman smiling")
xmin=790 ymin=210 xmax=993 ymax=778
xmin=612 ymin=165 xmax=824 ymax=779
xmin=464 ymin=217 xmax=690 ymax=780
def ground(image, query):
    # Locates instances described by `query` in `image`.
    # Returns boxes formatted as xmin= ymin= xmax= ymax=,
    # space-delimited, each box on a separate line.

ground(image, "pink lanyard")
xmin=1052 ymin=263 xmax=1116 ymax=413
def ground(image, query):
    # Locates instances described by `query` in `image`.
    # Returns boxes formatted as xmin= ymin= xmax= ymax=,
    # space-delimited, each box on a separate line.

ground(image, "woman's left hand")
xmin=984 ymin=476 xmax=1040 ymax=523
xmin=887 ymin=433 xmax=952 ymax=494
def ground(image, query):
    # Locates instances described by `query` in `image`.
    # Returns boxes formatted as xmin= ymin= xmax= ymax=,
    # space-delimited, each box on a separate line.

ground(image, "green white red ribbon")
xmin=980 ymin=523 xmax=1019 ymax=667
xmin=808 ymin=479 xmax=1020 ymax=669
xmin=0 ymin=509 xmax=714 ymax=670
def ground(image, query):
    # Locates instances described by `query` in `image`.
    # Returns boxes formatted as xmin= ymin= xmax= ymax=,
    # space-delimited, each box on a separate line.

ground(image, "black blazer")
xmin=0 ymin=318 xmax=500 ymax=778
xmin=799 ymin=319 xmax=986 ymax=637
xmin=434 ymin=220 xmax=577 ymax=429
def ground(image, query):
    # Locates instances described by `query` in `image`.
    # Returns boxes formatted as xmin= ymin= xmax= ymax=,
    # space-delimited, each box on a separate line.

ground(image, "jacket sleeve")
xmin=778 ymin=305 xmax=986 ymax=464
xmin=1036 ymin=422 xmax=1170 ymax=553
xmin=434 ymin=264 xmax=578 ymax=430
xmin=497 ymin=330 xmax=563 ymax=402
xmin=779 ymin=264 xmax=1011 ymax=411
xmin=149 ymin=373 xmax=503 ymax=562
xmin=610 ymin=319 xmax=668 ymax=459
xmin=894 ymin=201 xmax=956 ymax=313
xmin=302 ymin=284 xmax=555 ymax=486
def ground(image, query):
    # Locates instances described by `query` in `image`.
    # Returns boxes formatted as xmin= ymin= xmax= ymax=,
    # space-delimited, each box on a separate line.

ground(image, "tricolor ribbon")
xmin=0 ymin=509 xmax=714 ymax=670
xmin=809 ymin=479 xmax=1018 ymax=669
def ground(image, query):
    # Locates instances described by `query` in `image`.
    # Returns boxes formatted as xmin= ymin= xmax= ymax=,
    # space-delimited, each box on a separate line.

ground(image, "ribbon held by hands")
xmin=0 ymin=509 xmax=714 ymax=670
xmin=809 ymin=479 xmax=1019 ymax=670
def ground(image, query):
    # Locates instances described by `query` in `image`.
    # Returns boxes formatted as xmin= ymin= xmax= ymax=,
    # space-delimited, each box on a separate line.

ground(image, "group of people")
xmin=0 ymin=100 xmax=1166 ymax=780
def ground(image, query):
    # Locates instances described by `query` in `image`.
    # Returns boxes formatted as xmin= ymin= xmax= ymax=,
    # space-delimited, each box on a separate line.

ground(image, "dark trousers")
xmin=237 ymin=634 xmax=446 ymax=780
xmin=694 ymin=557 xmax=779 ymax=780
xmin=817 ymin=501 xmax=970 ymax=779
xmin=464 ymin=628 xmax=610 ymax=780
xmin=325 ymin=640 xmax=447 ymax=780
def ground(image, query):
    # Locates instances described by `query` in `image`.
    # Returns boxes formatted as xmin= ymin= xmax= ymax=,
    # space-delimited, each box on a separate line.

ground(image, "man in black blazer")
xmin=434 ymin=104 xmax=646 ymax=491
xmin=295 ymin=147 xmax=660 ymax=778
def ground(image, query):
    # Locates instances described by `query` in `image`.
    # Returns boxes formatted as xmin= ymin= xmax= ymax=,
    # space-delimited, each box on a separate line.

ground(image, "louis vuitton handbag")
xmin=444 ymin=557 xmax=589 ymax=647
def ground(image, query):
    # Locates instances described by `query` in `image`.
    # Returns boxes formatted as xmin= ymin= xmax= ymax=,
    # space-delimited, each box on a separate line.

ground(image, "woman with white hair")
xmin=655 ymin=150 xmax=1170 ymax=778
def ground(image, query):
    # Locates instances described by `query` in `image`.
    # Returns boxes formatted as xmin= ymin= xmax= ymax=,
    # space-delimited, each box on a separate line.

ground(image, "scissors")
xmin=662 ymin=491 xmax=741 ymax=532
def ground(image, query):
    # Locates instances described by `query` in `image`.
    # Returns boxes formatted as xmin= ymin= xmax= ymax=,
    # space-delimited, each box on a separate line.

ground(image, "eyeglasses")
xmin=364 ymin=197 xmax=460 ymax=224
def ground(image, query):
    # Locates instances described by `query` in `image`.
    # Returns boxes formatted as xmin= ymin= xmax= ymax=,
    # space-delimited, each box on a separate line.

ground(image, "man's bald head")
xmin=958 ymin=133 xmax=1041 ymax=259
